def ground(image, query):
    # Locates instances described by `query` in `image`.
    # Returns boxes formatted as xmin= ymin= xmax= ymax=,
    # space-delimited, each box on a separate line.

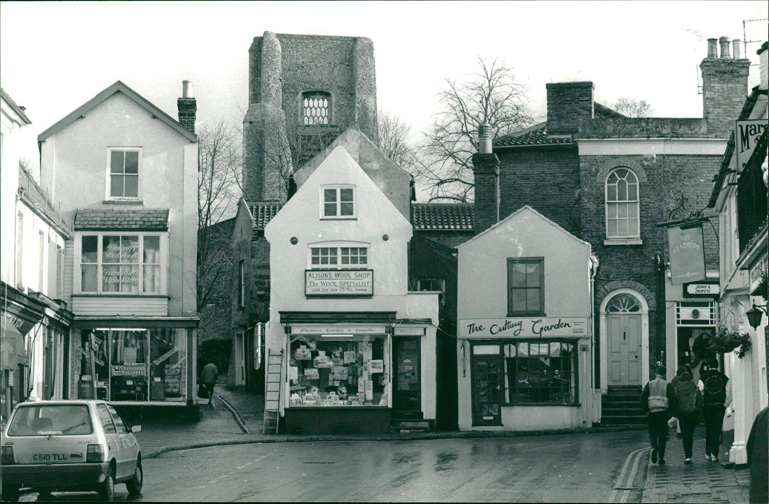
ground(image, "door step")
xmin=392 ymin=420 xmax=430 ymax=433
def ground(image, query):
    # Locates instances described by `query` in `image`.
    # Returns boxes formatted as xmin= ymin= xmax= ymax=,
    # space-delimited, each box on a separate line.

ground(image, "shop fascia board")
xmin=73 ymin=316 xmax=200 ymax=329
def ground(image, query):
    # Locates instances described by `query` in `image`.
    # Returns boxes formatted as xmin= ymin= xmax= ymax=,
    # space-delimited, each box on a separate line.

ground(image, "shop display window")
xmin=504 ymin=340 xmax=578 ymax=405
xmin=76 ymin=328 xmax=187 ymax=403
xmin=288 ymin=335 xmax=386 ymax=407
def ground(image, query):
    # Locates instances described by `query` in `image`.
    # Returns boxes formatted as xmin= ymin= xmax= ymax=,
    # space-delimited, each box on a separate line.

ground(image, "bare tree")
xmin=376 ymin=108 xmax=419 ymax=173
xmin=417 ymin=58 xmax=534 ymax=203
xmin=197 ymin=120 xmax=242 ymax=312
xmin=614 ymin=97 xmax=654 ymax=118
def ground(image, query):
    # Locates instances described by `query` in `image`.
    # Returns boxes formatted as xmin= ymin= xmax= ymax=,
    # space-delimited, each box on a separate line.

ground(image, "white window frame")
xmin=308 ymin=242 xmax=370 ymax=270
xmin=105 ymin=147 xmax=142 ymax=201
xmin=605 ymin=167 xmax=640 ymax=239
xmin=320 ymin=185 xmax=356 ymax=219
xmin=74 ymin=232 xmax=167 ymax=295
xmin=417 ymin=278 xmax=446 ymax=306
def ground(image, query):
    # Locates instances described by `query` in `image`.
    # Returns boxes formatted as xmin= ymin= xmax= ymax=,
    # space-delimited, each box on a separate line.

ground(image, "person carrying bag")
xmin=641 ymin=365 xmax=678 ymax=465
xmin=674 ymin=370 xmax=703 ymax=464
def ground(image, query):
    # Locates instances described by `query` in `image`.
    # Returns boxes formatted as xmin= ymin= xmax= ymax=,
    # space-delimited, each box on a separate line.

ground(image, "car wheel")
xmin=126 ymin=459 xmax=143 ymax=496
xmin=1 ymin=484 xmax=21 ymax=502
xmin=97 ymin=466 xmax=115 ymax=502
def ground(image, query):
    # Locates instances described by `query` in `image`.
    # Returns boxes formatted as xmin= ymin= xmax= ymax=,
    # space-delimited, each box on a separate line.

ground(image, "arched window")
xmin=302 ymin=92 xmax=331 ymax=126
xmin=606 ymin=293 xmax=641 ymax=313
xmin=605 ymin=167 xmax=640 ymax=238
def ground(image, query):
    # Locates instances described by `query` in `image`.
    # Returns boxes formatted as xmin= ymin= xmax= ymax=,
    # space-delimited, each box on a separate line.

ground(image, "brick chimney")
xmin=472 ymin=123 xmax=500 ymax=234
xmin=177 ymin=80 xmax=197 ymax=134
xmin=546 ymin=82 xmax=595 ymax=136
xmin=700 ymin=36 xmax=750 ymax=138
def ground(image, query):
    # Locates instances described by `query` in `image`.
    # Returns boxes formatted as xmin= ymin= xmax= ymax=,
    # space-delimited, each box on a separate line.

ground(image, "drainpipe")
xmin=654 ymin=254 xmax=666 ymax=369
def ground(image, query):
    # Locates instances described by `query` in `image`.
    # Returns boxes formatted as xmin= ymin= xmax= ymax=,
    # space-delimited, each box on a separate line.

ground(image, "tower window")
xmin=302 ymin=92 xmax=331 ymax=126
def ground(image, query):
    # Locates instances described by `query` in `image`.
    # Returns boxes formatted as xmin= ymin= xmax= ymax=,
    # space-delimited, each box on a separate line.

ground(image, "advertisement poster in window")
xmin=667 ymin=225 xmax=706 ymax=285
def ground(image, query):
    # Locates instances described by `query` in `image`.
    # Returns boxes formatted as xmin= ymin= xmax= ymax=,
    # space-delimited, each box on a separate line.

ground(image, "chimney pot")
xmin=478 ymin=123 xmax=493 ymax=154
xmin=182 ymin=80 xmax=194 ymax=98
xmin=732 ymin=39 xmax=743 ymax=59
xmin=719 ymin=36 xmax=731 ymax=59
xmin=707 ymin=38 xmax=718 ymax=59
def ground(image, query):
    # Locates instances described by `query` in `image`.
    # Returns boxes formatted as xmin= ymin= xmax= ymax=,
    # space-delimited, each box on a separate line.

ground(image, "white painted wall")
xmin=1 ymin=98 xmax=25 ymax=285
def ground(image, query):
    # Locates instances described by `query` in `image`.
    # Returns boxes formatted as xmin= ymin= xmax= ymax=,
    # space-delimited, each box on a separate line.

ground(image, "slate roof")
xmin=18 ymin=166 xmax=71 ymax=238
xmin=249 ymin=202 xmax=283 ymax=231
xmin=1 ymin=88 xmax=32 ymax=125
xmin=412 ymin=203 xmax=474 ymax=231
xmin=74 ymin=209 xmax=169 ymax=231
xmin=493 ymin=102 xmax=625 ymax=148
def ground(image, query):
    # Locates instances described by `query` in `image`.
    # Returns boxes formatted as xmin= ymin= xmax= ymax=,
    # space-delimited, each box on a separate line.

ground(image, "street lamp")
xmin=746 ymin=303 xmax=768 ymax=330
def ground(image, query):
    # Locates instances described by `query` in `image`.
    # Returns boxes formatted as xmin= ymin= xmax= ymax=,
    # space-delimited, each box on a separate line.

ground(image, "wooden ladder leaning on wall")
xmin=262 ymin=348 xmax=283 ymax=434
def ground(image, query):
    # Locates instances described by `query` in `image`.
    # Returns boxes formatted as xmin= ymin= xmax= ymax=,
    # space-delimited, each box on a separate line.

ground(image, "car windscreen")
xmin=7 ymin=405 xmax=94 ymax=436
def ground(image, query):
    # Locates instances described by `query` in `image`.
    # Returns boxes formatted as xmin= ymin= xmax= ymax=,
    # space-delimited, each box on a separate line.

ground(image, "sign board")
xmin=736 ymin=120 xmax=768 ymax=172
xmin=111 ymin=364 xmax=146 ymax=377
xmin=291 ymin=325 xmax=387 ymax=336
xmin=305 ymin=270 xmax=373 ymax=297
xmin=668 ymin=225 xmax=706 ymax=285
xmin=683 ymin=282 xmax=720 ymax=298
xmin=394 ymin=327 xmax=425 ymax=336
xmin=459 ymin=317 xmax=588 ymax=339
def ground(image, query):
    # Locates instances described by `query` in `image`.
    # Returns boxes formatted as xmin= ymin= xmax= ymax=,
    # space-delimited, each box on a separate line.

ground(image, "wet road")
xmin=19 ymin=430 xmax=650 ymax=502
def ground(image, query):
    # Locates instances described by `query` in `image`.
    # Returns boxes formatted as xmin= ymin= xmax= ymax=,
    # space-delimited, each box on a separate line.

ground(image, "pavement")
xmin=640 ymin=427 xmax=750 ymax=503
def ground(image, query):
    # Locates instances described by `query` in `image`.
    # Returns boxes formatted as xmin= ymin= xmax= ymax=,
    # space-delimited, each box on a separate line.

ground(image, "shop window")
xmin=108 ymin=149 xmax=140 ymax=199
xmin=507 ymin=258 xmax=544 ymax=316
xmin=78 ymin=234 xmax=163 ymax=295
xmin=417 ymin=278 xmax=445 ymax=306
xmin=605 ymin=168 xmax=640 ymax=238
xmin=310 ymin=246 xmax=368 ymax=269
xmin=288 ymin=335 xmax=386 ymax=407
xmin=321 ymin=186 xmax=355 ymax=218
xmin=504 ymin=341 xmax=578 ymax=405
xmin=110 ymin=330 xmax=148 ymax=401
xmin=302 ymin=92 xmax=331 ymax=126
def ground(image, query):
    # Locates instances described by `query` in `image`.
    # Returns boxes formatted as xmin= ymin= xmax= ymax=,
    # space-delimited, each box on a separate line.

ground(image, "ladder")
xmin=262 ymin=349 xmax=283 ymax=434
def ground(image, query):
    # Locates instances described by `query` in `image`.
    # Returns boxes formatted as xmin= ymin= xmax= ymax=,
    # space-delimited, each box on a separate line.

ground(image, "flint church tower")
xmin=243 ymin=32 xmax=378 ymax=202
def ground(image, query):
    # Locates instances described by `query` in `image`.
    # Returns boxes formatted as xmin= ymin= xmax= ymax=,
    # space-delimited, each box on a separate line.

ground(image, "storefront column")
xmin=729 ymin=349 xmax=754 ymax=465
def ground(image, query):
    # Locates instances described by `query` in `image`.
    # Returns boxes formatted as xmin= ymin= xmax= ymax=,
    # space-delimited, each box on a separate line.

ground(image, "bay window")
xmin=79 ymin=234 xmax=164 ymax=294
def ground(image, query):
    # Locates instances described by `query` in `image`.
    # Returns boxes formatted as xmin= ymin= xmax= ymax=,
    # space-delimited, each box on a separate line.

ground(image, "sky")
xmin=1 ymin=1 xmax=767 ymax=199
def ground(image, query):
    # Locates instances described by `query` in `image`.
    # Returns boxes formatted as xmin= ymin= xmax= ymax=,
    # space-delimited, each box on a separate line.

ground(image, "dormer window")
xmin=302 ymin=92 xmax=331 ymax=126
xmin=321 ymin=186 xmax=355 ymax=219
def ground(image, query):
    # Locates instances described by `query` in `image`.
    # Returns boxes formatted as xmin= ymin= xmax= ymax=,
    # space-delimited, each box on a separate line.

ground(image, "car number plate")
xmin=33 ymin=453 xmax=69 ymax=462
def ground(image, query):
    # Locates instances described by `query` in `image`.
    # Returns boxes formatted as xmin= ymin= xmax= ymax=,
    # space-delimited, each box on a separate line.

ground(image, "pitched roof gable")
xmin=38 ymin=81 xmax=197 ymax=143
xmin=1 ymin=88 xmax=32 ymax=125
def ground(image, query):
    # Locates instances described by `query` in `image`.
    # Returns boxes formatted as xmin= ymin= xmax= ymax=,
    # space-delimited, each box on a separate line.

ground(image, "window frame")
xmin=308 ymin=243 xmax=370 ymax=270
xmin=105 ymin=147 xmax=142 ymax=201
xmin=75 ymin=232 xmax=166 ymax=296
xmin=504 ymin=340 xmax=579 ymax=406
xmin=605 ymin=167 xmax=640 ymax=239
xmin=507 ymin=258 xmax=545 ymax=317
xmin=301 ymin=91 xmax=332 ymax=126
xmin=320 ymin=186 xmax=356 ymax=220
xmin=417 ymin=278 xmax=446 ymax=307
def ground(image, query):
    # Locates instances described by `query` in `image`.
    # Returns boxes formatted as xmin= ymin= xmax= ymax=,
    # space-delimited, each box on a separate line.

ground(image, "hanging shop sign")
xmin=290 ymin=325 xmax=387 ymax=335
xmin=668 ymin=225 xmax=706 ymax=285
xmin=736 ymin=120 xmax=768 ymax=172
xmin=683 ymin=282 xmax=720 ymax=298
xmin=459 ymin=317 xmax=588 ymax=339
xmin=305 ymin=270 xmax=374 ymax=297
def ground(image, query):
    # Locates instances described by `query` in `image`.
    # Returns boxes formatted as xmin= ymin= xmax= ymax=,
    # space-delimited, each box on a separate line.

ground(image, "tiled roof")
xmin=594 ymin=103 xmax=625 ymax=119
xmin=18 ymin=166 xmax=71 ymax=237
xmin=250 ymin=202 xmax=282 ymax=230
xmin=74 ymin=209 xmax=169 ymax=231
xmin=0 ymin=88 xmax=32 ymax=125
xmin=412 ymin=203 xmax=474 ymax=231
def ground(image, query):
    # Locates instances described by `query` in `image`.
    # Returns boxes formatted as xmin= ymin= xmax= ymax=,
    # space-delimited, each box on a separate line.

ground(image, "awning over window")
xmin=1 ymin=322 xmax=29 ymax=369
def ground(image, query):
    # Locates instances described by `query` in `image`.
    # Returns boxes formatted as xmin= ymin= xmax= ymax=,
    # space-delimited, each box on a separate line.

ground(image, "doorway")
xmin=607 ymin=313 xmax=642 ymax=386
xmin=471 ymin=345 xmax=503 ymax=426
xmin=235 ymin=333 xmax=245 ymax=387
xmin=393 ymin=338 xmax=421 ymax=419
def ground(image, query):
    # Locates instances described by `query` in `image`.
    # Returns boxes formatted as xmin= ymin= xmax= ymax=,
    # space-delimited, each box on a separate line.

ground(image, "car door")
xmin=107 ymin=404 xmax=138 ymax=477
xmin=95 ymin=403 xmax=123 ymax=479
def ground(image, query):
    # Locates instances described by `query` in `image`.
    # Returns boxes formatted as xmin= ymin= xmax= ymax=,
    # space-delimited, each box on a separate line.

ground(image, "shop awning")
xmin=1 ymin=323 xmax=29 ymax=369
xmin=280 ymin=312 xmax=396 ymax=325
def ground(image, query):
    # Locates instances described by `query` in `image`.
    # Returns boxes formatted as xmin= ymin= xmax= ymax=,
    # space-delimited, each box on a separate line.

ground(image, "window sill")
xmin=604 ymin=238 xmax=643 ymax=246
xmin=73 ymin=293 xmax=169 ymax=298
xmin=320 ymin=217 xmax=357 ymax=221
xmin=103 ymin=199 xmax=144 ymax=206
xmin=507 ymin=313 xmax=546 ymax=318
xmin=503 ymin=403 xmax=581 ymax=408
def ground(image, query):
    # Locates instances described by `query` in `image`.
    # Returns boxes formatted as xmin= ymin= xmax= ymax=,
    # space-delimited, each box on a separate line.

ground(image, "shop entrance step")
xmin=392 ymin=419 xmax=430 ymax=433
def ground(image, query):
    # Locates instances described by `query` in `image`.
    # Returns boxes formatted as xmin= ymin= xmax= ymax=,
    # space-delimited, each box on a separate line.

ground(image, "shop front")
xmin=69 ymin=319 xmax=197 ymax=406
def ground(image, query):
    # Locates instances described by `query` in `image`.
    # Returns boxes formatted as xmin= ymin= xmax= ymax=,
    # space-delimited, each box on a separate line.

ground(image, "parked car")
xmin=0 ymin=399 xmax=143 ymax=501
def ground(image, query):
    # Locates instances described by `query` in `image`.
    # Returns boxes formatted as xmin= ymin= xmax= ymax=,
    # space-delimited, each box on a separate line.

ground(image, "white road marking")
xmin=608 ymin=447 xmax=649 ymax=503
xmin=620 ymin=449 xmax=647 ymax=503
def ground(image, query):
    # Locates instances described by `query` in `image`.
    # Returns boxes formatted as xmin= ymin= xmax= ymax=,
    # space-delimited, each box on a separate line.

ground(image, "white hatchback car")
xmin=1 ymin=400 xmax=143 ymax=501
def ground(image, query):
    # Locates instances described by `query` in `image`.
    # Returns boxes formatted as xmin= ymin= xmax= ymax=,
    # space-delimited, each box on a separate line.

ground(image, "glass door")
xmin=471 ymin=344 xmax=503 ymax=426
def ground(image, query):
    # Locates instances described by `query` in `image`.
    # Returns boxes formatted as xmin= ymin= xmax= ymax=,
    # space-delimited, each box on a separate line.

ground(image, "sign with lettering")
xmin=668 ymin=225 xmax=706 ymax=285
xmin=736 ymin=120 xmax=768 ymax=172
xmin=111 ymin=364 xmax=146 ymax=377
xmin=152 ymin=348 xmax=178 ymax=366
xmin=459 ymin=317 xmax=588 ymax=339
xmin=291 ymin=325 xmax=387 ymax=335
xmin=683 ymin=282 xmax=720 ymax=298
xmin=394 ymin=327 xmax=426 ymax=336
xmin=305 ymin=270 xmax=373 ymax=297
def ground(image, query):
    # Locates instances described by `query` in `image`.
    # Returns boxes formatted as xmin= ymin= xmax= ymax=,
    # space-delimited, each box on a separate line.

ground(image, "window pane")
xmin=628 ymin=184 xmax=638 ymax=201
xmin=512 ymin=289 xmax=526 ymax=311
xmin=149 ymin=328 xmax=187 ymax=402
xmin=618 ymin=203 xmax=628 ymax=218
xmin=125 ymin=152 xmax=139 ymax=174
xmin=340 ymin=188 xmax=353 ymax=202
xmin=324 ymin=203 xmax=337 ymax=217
xmin=82 ymin=236 xmax=98 ymax=263
xmin=103 ymin=236 xmax=121 ymax=263
xmin=607 ymin=172 xmax=618 ymax=184
xmin=121 ymin=265 xmax=140 ymax=293
xmin=607 ymin=202 xmax=618 ymax=218
xmin=124 ymin=175 xmax=138 ymax=198
xmin=526 ymin=289 xmax=541 ymax=312
xmin=110 ymin=151 xmax=124 ymax=174
xmin=618 ymin=180 xmax=627 ymax=201
xmin=110 ymin=175 xmax=124 ymax=197
xmin=526 ymin=263 xmax=541 ymax=286
xmin=144 ymin=237 xmax=160 ymax=264
xmin=324 ymin=189 xmax=337 ymax=203
xmin=607 ymin=218 xmax=618 ymax=237
xmin=615 ymin=169 xmax=627 ymax=179
xmin=110 ymin=330 xmax=148 ymax=402
xmin=123 ymin=237 xmax=139 ymax=263
xmin=618 ymin=219 xmax=628 ymax=236
xmin=628 ymin=219 xmax=639 ymax=237
xmin=511 ymin=263 xmax=526 ymax=287
xmin=103 ymin=265 xmax=120 ymax=292
xmin=607 ymin=184 xmax=617 ymax=201
xmin=359 ymin=249 xmax=368 ymax=265
xmin=143 ymin=265 xmax=160 ymax=293
xmin=340 ymin=202 xmax=354 ymax=216
xmin=628 ymin=203 xmax=638 ymax=218
xmin=81 ymin=264 xmax=98 ymax=292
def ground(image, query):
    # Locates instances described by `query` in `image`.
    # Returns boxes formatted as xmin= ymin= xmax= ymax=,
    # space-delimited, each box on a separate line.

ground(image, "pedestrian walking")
xmin=669 ymin=366 xmax=687 ymax=436
xmin=673 ymin=369 xmax=703 ymax=464
xmin=701 ymin=357 xmax=731 ymax=462
xmin=201 ymin=361 xmax=219 ymax=406
xmin=641 ymin=365 xmax=678 ymax=465
xmin=746 ymin=406 xmax=768 ymax=504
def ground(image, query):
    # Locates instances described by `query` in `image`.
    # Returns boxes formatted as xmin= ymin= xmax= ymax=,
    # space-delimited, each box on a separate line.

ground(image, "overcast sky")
xmin=2 ymin=1 xmax=767 ymax=195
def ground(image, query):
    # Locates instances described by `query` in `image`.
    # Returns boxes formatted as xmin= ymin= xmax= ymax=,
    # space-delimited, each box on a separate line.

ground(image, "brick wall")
xmin=472 ymin=153 xmax=500 ymax=234
xmin=700 ymin=58 xmax=750 ymax=138
xmin=497 ymin=146 xmax=582 ymax=236
xmin=546 ymin=82 xmax=594 ymax=135
xmin=177 ymin=98 xmax=197 ymax=134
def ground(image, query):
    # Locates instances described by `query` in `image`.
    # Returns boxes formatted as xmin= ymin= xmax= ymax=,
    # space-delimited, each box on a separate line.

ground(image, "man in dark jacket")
xmin=701 ymin=358 xmax=731 ymax=462
xmin=673 ymin=370 xmax=703 ymax=464
xmin=747 ymin=406 xmax=768 ymax=504
xmin=641 ymin=365 xmax=678 ymax=465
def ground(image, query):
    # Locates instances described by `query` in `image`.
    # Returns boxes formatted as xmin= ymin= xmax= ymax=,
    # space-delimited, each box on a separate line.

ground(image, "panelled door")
xmin=471 ymin=345 xmax=503 ymax=426
xmin=393 ymin=338 xmax=421 ymax=418
xmin=608 ymin=314 xmax=642 ymax=386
